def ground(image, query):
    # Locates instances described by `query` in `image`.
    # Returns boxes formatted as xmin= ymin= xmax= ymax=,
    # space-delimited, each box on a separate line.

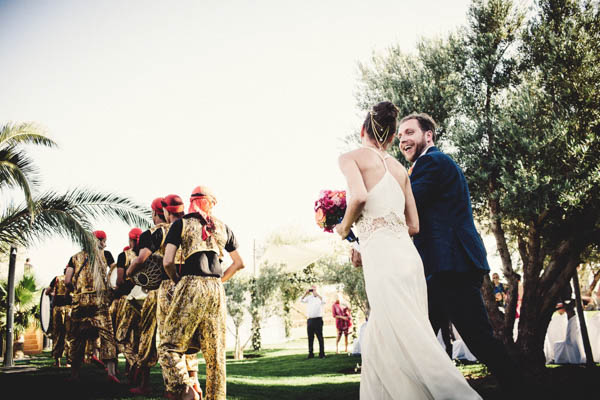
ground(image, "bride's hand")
xmin=335 ymin=223 xmax=350 ymax=239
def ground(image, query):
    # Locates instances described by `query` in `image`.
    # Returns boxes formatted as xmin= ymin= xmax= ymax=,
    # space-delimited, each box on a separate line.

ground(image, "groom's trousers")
xmin=427 ymin=271 xmax=520 ymax=390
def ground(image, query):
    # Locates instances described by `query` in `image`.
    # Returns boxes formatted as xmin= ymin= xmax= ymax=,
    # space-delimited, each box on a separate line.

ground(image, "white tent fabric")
xmin=351 ymin=321 xmax=367 ymax=355
xmin=258 ymin=238 xmax=336 ymax=273
xmin=553 ymin=315 xmax=585 ymax=364
xmin=436 ymin=325 xmax=477 ymax=362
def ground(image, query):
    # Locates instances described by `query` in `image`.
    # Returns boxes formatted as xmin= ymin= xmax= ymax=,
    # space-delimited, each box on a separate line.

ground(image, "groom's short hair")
xmin=400 ymin=113 xmax=437 ymax=142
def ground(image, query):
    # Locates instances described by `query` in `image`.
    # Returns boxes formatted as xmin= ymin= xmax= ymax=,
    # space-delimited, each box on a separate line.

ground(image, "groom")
xmin=398 ymin=113 xmax=520 ymax=392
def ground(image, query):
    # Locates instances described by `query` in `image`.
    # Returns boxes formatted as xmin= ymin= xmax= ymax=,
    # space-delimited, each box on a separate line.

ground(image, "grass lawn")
xmin=2 ymin=337 xmax=599 ymax=399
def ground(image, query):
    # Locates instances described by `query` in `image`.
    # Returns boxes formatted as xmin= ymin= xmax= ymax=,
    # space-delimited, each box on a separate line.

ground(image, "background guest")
xmin=301 ymin=285 xmax=326 ymax=359
xmin=332 ymin=295 xmax=352 ymax=354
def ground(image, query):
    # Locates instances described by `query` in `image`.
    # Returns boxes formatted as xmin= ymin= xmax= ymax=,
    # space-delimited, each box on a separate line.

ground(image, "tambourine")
xmin=39 ymin=291 xmax=52 ymax=334
xmin=132 ymin=254 xmax=163 ymax=291
xmin=108 ymin=264 xmax=119 ymax=290
xmin=127 ymin=284 xmax=147 ymax=302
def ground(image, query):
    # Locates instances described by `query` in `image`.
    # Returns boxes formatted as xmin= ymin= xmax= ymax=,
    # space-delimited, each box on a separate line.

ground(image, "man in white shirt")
xmin=301 ymin=285 xmax=326 ymax=359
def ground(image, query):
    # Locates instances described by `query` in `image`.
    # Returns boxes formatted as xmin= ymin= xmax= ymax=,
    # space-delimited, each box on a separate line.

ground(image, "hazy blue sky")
xmin=0 ymin=0 xmax=475 ymax=284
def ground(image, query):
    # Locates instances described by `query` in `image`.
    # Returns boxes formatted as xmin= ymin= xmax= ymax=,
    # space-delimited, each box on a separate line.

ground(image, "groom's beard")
xmin=409 ymin=137 xmax=428 ymax=163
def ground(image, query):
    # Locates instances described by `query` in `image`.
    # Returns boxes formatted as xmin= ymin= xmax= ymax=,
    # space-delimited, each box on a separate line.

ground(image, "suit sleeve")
xmin=410 ymin=155 xmax=439 ymax=208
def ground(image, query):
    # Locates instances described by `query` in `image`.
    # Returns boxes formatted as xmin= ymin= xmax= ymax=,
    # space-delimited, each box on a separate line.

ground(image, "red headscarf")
xmin=162 ymin=194 xmax=185 ymax=215
xmin=93 ymin=230 xmax=107 ymax=240
xmin=151 ymin=197 xmax=165 ymax=216
xmin=189 ymin=186 xmax=216 ymax=214
xmin=128 ymin=227 xmax=142 ymax=242
xmin=189 ymin=186 xmax=217 ymax=240
xmin=123 ymin=246 xmax=131 ymax=251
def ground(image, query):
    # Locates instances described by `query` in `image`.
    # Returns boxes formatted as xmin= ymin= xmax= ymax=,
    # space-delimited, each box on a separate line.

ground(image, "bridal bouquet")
xmin=314 ymin=190 xmax=359 ymax=246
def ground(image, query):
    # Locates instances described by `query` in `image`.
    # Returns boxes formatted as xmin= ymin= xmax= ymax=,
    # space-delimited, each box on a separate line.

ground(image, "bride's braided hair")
xmin=363 ymin=101 xmax=399 ymax=148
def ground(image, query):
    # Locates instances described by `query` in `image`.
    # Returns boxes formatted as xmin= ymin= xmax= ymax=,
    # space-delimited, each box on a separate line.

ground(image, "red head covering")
xmin=189 ymin=186 xmax=217 ymax=215
xmin=123 ymin=246 xmax=130 ymax=251
xmin=189 ymin=186 xmax=217 ymax=241
xmin=93 ymin=230 xmax=107 ymax=240
xmin=128 ymin=227 xmax=142 ymax=241
xmin=151 ymin=197 xmax=165 ymax=216
xmin=162 ymin=194 xmax=185 ymax=214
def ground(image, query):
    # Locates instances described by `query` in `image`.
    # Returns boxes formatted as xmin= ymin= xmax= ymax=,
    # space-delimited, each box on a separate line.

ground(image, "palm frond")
xmin=14 ymin=275 xmax=37 ymax=310
xmin=0 ymin=200 xmax=96 ymax=256
xmin=42 ymin=188 xmax=152 ymax=230
xmin=0 ymin=122 xmax=57 ymax=149
xmin=0 ymin=188 xmax=151 ymax=257
xmin=0 ymin=147 xmax=39 ymax=218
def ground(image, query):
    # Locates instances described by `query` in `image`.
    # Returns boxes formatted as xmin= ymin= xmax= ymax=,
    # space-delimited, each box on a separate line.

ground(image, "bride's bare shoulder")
xmin=386 ymin=156 xmax=409 ymax=178
xmin=338 ymin=148 xmax=364 ymax=164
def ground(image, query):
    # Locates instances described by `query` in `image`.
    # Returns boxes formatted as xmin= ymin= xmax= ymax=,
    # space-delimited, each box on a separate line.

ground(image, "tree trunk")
xmin=481 ymin=274 xmax=504 ymax=337
xmin=3 ymin=246 xmax=17 ymax=367
xmin=572 ymin=271 xmax=595 ymax=367
xmin=234 ymin=326 xmax=244 ymax=360
xmin=588 ymin=268 xmax=600 ymax=295
xmin=514 ymin=308 xmax=553 ymax=379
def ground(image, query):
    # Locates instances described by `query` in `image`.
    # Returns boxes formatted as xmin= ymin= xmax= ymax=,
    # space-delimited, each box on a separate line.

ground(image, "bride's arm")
xmin=336 ymin=153 xmax=367 ymax=238
xmin=402 ymin=167 xmax=419 ymax=236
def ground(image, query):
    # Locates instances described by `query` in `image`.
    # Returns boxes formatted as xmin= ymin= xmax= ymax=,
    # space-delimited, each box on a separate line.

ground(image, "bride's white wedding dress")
xmin=354 ymin=148 xmax=481 ymax=399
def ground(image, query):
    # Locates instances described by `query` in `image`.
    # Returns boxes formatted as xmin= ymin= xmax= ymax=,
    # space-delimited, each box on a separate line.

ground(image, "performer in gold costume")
xmin=45 ymin=267 xmax=72 ymax=367
xmin=126 ymin=197 xmax=171 ymax=395
xmin=112 ymin=228 xmax=143 ymax=381
xmin=64 ymin=230 xmax=119 ymax=383
xmin=160 ymin=186 xmax=245 ymax=400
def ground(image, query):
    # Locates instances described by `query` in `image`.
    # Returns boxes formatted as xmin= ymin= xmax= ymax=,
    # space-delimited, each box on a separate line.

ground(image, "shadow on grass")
xmin=226 ymin=380 xmax=360 ymax=400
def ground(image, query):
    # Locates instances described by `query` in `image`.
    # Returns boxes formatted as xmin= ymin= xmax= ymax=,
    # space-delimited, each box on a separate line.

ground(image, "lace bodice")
xmin=354 ymin=148 xmax=408 ymax=246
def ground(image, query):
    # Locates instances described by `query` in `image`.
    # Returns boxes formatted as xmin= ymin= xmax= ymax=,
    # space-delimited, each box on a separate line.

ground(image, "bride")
xmin=335 ymin=101 xmax=481 ymax=399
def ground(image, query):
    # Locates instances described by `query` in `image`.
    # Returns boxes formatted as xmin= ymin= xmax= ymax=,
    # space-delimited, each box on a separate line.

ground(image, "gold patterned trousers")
xmin=50 ymin=305 xmax=69 ymax=359
xmin=135 ymin=289 xmax=158 ymax=369
xmin=64 ymin=306 xmax=74 ymax=364
xmin=69 ymin=293 xmax=117 ymax=365
xmin=159 ymin=276 xmax=226 ymax=399
xmin=157 ymin=280 xmax=199 ymax=378
xmin=114 ymin=297 xmax=141 ymax=367
xmin=109 ymin=298 xmax=121 ymax=334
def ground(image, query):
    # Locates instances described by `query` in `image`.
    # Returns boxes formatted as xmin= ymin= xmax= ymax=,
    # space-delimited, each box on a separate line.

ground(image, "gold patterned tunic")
xmin=134 ymin=223 xmax=169 ymax=370
xmin=50 ymin=275 xmax=71 ymax=360
xmin=112 ymin=249 xmax=142 ymax=368
xmin=67 ymin=250 xmax=117 ymax=364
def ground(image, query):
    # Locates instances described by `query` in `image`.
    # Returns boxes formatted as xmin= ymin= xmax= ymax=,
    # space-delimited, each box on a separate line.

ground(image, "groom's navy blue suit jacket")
xmin=409 ymin=146 xmax=490 ymax=278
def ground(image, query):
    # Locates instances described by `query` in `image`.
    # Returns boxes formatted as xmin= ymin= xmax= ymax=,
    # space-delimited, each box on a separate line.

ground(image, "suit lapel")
xmin=409 ymin=146 xmax=438 ymax=177
xmin=426 ymin=146 xmax=438 ymax=155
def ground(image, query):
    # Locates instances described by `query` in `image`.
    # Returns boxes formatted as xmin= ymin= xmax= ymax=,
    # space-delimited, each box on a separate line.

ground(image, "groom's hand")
xmin=351 ymin=248 xmax=362 ymax=268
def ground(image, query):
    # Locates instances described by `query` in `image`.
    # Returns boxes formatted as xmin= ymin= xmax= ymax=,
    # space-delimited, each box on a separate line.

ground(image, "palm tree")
xmin=0 ymin=121 xmax=151 ymax=364
xmin=0 ymin=121 xmax=151 ymax=258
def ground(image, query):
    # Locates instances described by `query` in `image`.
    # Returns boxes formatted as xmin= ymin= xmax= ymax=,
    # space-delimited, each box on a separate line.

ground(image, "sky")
xmin=0 ymin=0 xmax=482 ymax=285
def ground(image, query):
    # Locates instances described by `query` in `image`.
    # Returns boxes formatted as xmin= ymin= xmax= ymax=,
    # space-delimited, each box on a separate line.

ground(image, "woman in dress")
xmin=335 ymin=101 xmax=481 ymax=399
xmin=332 ymin=295 xmax=352 ymax=354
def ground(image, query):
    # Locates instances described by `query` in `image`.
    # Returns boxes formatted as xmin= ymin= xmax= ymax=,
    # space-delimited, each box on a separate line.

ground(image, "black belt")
xmin=52 ymin=294 xmax=72 ymax=307
xmin=180 ymin=271 xmax=221 ymax=278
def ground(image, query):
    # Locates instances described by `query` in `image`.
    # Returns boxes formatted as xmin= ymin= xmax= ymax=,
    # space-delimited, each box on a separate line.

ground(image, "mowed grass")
xmin=0 ymin=337 xmax=362 ymax=400
xmin=226 ymin=338 xmax=361 ymax=400
xmin=5 ymin=337 xmax=600 ymax=399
